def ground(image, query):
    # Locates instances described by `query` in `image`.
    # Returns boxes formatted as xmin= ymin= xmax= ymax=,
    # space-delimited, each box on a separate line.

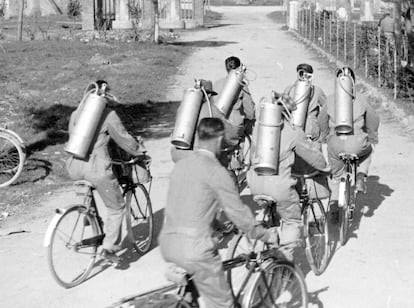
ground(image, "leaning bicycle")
xmin=337 ymin=153 xmax=359 ymax=246
xmin=107 ymin=243 xmax=308 ymax=308
xmin=43 ymin=154 xmax=153 ymax=288
xmin=0 ymin=127 xmax=26 ymax=188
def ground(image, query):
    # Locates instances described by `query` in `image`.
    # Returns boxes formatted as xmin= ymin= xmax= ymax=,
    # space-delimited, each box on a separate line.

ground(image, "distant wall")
xmin=5 ymin=0 xmax=69 ymax=19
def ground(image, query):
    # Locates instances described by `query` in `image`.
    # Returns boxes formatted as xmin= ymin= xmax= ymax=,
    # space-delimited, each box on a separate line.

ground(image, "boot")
xmin=355 ymin=173 xmax=367 ymax=194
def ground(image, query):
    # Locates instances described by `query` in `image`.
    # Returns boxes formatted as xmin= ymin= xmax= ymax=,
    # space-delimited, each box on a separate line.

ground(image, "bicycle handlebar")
xmin=110 ymin=152 xmax=151 ymax=166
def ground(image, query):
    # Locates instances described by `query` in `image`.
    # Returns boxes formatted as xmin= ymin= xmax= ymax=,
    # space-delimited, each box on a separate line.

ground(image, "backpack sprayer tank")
xmin=65 ymin=83 xmax=107 ymax=159
xmin=335 ymin=68 xmax=354 ymax=134
xmin=171 ymin=81 xmax=204 ymax=149
xmin=214 ymin=65 xmax=247 ymax=117
xmin=290 ymin=79 xmax=312 ymax=129
xmin=253 ymin=93 xmax=283 ymax=175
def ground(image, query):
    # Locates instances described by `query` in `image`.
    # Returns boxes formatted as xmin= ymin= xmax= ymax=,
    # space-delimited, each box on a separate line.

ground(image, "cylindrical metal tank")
xmin=253 ymin=99 xmax=283 ymax=175
xmin=65 ymin=89 xmax=107 ymax=159
xmin=335 ymin=68 xmax=354 ymax=134
xmin=214 ymin=67 xmax=246 ymax=117
xmin=291 ymin=80 xmax=312 ymax=129
xmin=171 ymin=87 xmax=204 ymax=149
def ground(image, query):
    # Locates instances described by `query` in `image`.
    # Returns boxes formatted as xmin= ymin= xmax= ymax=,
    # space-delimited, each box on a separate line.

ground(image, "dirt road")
xmin=1 ymin=6 xmax=414 ymax=308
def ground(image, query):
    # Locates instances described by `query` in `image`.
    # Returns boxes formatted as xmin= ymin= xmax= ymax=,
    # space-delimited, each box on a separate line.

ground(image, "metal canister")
xmin=253 ymin=99 xmax=283 ymax=175
xmin=171 ymin=87 xmax=204 ymax=149
xmin=65 ymin=90 xmax=107 ymax=159
xmin=291 ymin=79 xmax=311 ymax=129
xmin=335 ymin=69 xmax=354 ymax=134
xmin=214 ymin=66 xmax=246 ymax=117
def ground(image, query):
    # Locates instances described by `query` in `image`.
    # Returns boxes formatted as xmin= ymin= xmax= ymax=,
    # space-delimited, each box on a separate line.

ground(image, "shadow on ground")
xmin=24 ymin=100 xmax=181 ymax=155
xmin=168 ymin=40 xmax=237 ymax=48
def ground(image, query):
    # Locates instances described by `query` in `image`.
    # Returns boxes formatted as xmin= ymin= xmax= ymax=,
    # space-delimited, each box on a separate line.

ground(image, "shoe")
xmin=101 ymin=249 xmax=121 ymax=264
xmin=355 ymin=178 xmax=367 ymax=194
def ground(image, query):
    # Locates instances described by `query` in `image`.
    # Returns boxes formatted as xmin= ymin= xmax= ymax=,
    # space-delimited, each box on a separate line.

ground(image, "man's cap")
xmin=296 ymin=63 xmax=314 ymax=74
xmin=199 ymin=79 xmax=218 ymax=96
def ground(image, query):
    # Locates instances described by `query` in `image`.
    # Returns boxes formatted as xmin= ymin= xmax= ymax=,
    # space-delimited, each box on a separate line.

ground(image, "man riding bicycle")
xmin=66 ymin=80 xmax=146 ymax=263
xmin=318 ymin=67 xmax=380 ymax=213
xmin=160 ymin=118 xmax=278 ymax=308
xmin=247 ymin=93 xmax=330 ymax=261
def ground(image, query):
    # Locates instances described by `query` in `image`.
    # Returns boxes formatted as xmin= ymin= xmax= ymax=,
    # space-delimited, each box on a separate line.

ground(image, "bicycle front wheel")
xmin=303 ymin=199 xmax=330 ymax=276
xmin=242 ymin=260 xmax=308 ymax=308
xmin=226 ymin=233 xmax=266 ymax=298
xmin=46 ymin=205 xmax=99 ymax=288
xmin=126 ymin=184 xmax=154 ymax=254
xmin=0 ymin=131 xmax=25 ymax=188
xmin=338 ymin=179 xmax=351 ymax=246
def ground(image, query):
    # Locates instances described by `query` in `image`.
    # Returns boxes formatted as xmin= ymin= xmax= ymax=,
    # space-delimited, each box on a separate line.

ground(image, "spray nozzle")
xmin=297 ymin=69 xmax=313 ymax=82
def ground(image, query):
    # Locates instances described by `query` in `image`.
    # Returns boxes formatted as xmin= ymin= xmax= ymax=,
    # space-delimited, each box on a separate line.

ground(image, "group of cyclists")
xmin=65 ymin=56 xmax=379 ymax=307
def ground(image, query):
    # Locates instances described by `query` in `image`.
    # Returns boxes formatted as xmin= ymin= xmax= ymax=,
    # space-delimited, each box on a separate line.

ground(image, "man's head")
xmin=197 ymin=118 xmax=225 ymax=157
xmin=225 ymin=56 xmax=241 ymax=73
xmin=296 ymin=63 xmax=314 ymax=81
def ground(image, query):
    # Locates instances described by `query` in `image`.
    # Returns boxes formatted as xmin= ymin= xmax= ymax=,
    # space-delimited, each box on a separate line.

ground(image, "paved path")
xmin=1 ymin=6 xmax=414 ymax=308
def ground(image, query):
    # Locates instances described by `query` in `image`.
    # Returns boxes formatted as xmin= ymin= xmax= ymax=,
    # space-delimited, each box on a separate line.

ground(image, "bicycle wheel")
xmin=46 ymin=205 xmax=99 ymax=288
xmin=0 ymin=131 xmax=25 ymax=188
xmin=226 ymin=233 xmax=266 ymax=298
xmin=303 ymin=198 xmax=329 ymax=275
xmin=242 ymin=260 xmax=308 ymax=308
xmin=125 ymin=184 xmax=154 ymax=254
xmin=338 ymin=178 xmax=351 ymax=246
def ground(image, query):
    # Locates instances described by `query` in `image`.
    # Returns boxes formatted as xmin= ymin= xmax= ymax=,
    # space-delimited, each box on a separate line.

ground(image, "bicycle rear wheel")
xmin=338 ymin=178 xmax=351 ymax=246
xmin=226 ymin=233 xmax=266 ymax=298
xmin=303 ymin=199 xmax=330 ymax=275
xmin=242 ymin=260 xmax=308 ymax=308
xmin=126 ymin=184 xmax=154 ymax=254
xmin=46 ymin=205 xmax=100 ymax=288
xmin=0 ymin=131 xmax=25 ymax=188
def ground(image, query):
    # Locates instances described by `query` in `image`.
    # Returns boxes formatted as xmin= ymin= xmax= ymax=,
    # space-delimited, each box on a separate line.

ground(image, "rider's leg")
xmin=93 ymin=176 xmax=125 ymax=254
xmin=277 ymin=189 xmax=302 ymax=262
xmin=355 ymin=146 xmax=373 ymax=193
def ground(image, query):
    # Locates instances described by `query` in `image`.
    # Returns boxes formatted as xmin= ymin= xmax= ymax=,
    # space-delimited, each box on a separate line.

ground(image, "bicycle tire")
xmin=47 ymin=205 xmax=99 ymax=288
xmin=303 ymin=198 xmax=330 ymax=275
xmin=338 ymin=178 xmax=351 ymax=246
xmin=226 ymin=233 xmax=266 ymax=298
xmin=125 ymin=184 xmax=154 ymax=254
xmin=242 ymin=260 xmax=308 ymax=308
xmin=0 ymin=131 xmax=25 ymax=188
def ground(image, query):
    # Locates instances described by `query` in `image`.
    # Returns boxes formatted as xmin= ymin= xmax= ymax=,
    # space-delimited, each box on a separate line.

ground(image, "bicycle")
xmin=107 ymin=244 xmax=308 ymax=308
xmin=43 ymin=153 xmax=154 ymax=288
xmin=337 ymin=153 xmax=359 ymax=246
xmin=0 ymin=127 xmax=26 ymax=188
xmin=227 ymin=170 xmax=329 ymax=280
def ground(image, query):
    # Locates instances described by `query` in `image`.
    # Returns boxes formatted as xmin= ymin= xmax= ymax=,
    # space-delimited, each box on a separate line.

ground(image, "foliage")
xmin=0 ymin=0 xmax=6 ymax=17
xmin=67 ymin=0 xmax=81 ymax=19
xmin=127 ymin=0 xmax=143 ymax=40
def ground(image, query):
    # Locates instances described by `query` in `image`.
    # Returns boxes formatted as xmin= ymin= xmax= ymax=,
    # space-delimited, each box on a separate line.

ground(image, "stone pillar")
xmin=82 ymin=0 xmax=95 ymax=30
xmin=141 ymin=0 xmax=154 ymax=30
xmin=193 ymin=0 xmax=204 ymax=27
xmin=112 ymin=0 xmax=133 ymax=29
xmin=160 ymin=0 xmax=184 ymax=29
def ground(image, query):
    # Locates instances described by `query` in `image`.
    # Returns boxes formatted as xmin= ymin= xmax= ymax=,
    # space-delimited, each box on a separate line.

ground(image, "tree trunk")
xmin=153 ymin=0 xmax=160 ymax=44
xmin=17 ymin=0 xmax=24 ymax=41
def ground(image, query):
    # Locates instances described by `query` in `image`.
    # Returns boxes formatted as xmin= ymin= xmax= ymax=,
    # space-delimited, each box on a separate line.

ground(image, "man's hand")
xmin=266 ymin=227 xmax=279 ymax=246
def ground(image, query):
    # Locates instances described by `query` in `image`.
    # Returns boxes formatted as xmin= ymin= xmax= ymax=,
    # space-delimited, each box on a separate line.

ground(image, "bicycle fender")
xmin=338 ymin=180 xmax=346 ymax=207
xmin=1 ymin=129 xmax=25 ymax=146
xmin=43 ymin=210 xmax=66 ymax=247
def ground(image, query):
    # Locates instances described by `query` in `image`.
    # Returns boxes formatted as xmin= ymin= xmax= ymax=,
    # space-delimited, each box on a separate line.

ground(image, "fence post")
xmin=336 ymin=18 xmax=339 ymax=60
xmin=353 ymin=23 xmax=357 ymax=71
xmin=365 ymin=25 xmax=368 ymax=78
xmin=394 ymin=43 xmax=398 ymax=99
xmin=378 ymin=27 xmax=381 ymax=87
xmin=323 ymin=16 xmax=326 ymax=48
xmin=329 ymin=16 xmax=332 ymax=54
xmin=308 ymin=9 xmax=311 ymax=39
xmin=344 ymin=21 xmax=347 ymax=61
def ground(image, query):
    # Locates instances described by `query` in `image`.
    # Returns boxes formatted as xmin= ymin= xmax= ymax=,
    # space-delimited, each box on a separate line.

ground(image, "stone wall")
xmin=4 ymin=0 xmax=68 ymax=19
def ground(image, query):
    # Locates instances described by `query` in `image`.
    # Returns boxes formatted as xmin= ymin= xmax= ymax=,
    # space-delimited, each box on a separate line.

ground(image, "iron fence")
xmin=293 ymin=9 xmax=414 ymax=100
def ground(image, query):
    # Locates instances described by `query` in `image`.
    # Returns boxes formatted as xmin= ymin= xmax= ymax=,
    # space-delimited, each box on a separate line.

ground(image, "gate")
xmin=94 ymin=0 xmax=116 ymax=30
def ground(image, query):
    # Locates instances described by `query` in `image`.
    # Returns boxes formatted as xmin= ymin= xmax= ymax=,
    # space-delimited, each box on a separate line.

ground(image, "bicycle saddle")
xmin=338 ymin=153 xmax=359 ymax=161
xmin=292 ymin=170 xmax=320 ymax=180
xmin=253 ymin=195 xmax=276 ymax=205
xmin=73 ymin=180 xmax=95 ymax=188
xmin=165 ymin=264 xmax=188 ymax=286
